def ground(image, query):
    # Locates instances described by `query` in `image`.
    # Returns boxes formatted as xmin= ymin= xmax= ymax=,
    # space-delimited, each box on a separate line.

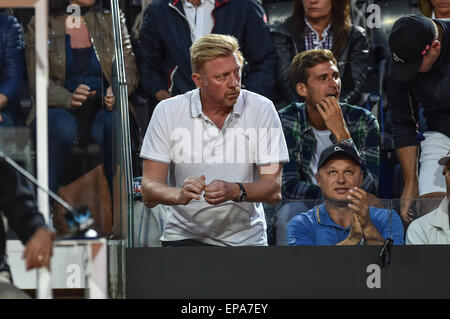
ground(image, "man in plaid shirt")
xmin=274 ymin=49 xmax=380 ymax=245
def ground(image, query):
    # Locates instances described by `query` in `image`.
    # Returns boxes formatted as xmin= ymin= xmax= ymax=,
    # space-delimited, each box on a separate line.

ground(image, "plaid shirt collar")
xmin=294 ymin=103 xmax=335 ymax=140
xmin=304 ymin=18 xmax=333 ymax=51
xmin=296 ymin=103 xmax=313 ymax=136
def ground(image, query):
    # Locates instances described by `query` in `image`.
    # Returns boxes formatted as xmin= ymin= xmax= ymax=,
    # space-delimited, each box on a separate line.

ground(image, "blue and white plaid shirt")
xmin=304 ymin=18 xmax=333 ymax=51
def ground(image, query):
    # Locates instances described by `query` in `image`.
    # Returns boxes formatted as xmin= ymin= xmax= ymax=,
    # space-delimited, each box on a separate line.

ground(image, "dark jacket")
xmin=387 ymin=19 xmax=450 ymax=149
xmin=0 ymin=14 xmax=25 ymax=118
xmin=271 ymin=17 xmax=369 ymax=107
xmin=139 ymin=0 xmax=277 ymax=101
xmin=0 ymin=159 xmax=47 ymax=273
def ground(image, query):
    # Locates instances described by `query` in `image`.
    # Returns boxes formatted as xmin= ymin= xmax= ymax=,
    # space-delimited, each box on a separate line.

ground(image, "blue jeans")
xmin=32 ymin=108 xmax=113 ymax=192
xmin=0 ymin=110 xmax=23 ymax=138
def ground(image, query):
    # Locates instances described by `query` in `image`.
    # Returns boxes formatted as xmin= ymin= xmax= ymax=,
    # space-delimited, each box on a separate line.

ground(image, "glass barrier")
xmin=1 ymin=0 xmax=136 ymax=298
xmin=391 ymin=198 xmax=447 ymax=245
xmin=1 ymin=0 xmax=448 ymax=300
xmin=132 ymin=198 xmax=449 ymax=248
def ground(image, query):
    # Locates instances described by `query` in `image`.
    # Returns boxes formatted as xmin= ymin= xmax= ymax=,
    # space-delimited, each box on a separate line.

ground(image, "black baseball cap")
xmin=318 ymin=142 xmax=362 ymax=170
xmin=388 ymin=14 xmax=436 ymax=82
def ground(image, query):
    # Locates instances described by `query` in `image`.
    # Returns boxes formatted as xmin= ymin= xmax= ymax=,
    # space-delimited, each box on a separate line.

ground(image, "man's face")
xmin=302 ymin=0 xmax=333 ymax=20
xmin=431 ymin=0 xmax=450 ymax=18
xmin=316 ymin=156 xmax=363 ymax=205
xmin=296 ymin=60 xmax=341 ymax=108
xmin=192 ymin=53 xmax=241 ymax=109
xmin=419 ymin=39 xmax=441 ymax=73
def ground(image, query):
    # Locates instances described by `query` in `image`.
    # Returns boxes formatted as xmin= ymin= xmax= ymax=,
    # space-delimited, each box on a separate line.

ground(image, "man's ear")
xmin=296 ymin=83 xmax=307 ymax=97
xmin=316 ymin=171 xmax=321 ymax=187
xmin=192 ymin=72 xmax=202 ymax=89
xmin=430 ymin=39 xmax=441 ymax=55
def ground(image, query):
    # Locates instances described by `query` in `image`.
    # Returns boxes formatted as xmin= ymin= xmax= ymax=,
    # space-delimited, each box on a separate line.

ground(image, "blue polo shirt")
xmin=286 ymin=204 xmax=405 ymax=246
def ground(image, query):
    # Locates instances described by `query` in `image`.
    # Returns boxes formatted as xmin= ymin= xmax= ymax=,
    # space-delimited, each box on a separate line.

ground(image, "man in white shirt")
xmin=140 ymin=34 xmax=289 ymax=246
xmin=406 ymin=151 xmax=450 ymax=245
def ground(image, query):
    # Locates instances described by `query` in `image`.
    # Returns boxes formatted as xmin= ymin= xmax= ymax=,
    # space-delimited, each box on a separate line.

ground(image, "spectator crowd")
xmin=0 ymin=0 xmax=449 ymax=248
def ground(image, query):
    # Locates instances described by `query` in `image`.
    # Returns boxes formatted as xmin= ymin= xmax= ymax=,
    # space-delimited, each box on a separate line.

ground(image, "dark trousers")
xmin=32 ymin=107 xmax=113 ymax=193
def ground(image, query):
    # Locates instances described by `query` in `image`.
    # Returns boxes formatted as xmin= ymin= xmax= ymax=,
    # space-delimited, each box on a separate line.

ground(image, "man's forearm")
xmin=396 ymin=146 xmax=419 ymax=198
xmin=333 ymin=128 xmax=351 ymax=142
xmin=142 ymin=180 xmax=181 ymax=208
xmin=244 ymin=178 xmax=282 ymax=206
xmin=336 ymin=237 xmax=360 ymax=246
xmin=396 ymin=146 xmax=419 ymax=184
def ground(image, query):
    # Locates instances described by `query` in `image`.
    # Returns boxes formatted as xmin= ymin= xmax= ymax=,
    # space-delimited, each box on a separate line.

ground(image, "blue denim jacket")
xmin=0 ymin=13 xmax=25 ymax=119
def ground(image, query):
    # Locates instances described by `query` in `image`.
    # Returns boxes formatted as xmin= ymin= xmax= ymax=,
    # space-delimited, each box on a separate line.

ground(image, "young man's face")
xmin=296 ymin=60 xmax=341 ymax=108
xmin=316 ymin=156 xmax=363 ymax=204
xmin=192 ymin=53 xmax=242 ymax=109
xmin=302 ymin=0 xmax=333 ymax=21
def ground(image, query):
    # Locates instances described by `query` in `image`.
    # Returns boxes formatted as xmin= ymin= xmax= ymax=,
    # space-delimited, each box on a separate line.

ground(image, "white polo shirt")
xmin=140 ymin=89 xmax=289 ymax=246
xmin=406 ymin=198 xmax=450 ymax=245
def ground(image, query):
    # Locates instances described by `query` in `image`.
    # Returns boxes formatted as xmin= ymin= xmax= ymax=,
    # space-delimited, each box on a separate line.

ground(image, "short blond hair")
xmin=190 ymin=34 xmax=244 ymax=73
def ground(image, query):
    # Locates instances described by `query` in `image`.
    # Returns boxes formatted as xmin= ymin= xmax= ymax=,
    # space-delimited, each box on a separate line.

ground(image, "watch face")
xmin=234 ymin=183 xmax=247 ymax=202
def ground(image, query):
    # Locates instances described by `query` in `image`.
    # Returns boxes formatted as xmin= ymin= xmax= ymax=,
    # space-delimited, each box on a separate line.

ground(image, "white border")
xmin=0 ymin=0 xmax=50 ymax=299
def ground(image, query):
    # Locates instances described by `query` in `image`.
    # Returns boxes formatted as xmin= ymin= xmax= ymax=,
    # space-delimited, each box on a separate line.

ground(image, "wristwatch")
xmin=233 ymin=182 xmax=247 ymax=202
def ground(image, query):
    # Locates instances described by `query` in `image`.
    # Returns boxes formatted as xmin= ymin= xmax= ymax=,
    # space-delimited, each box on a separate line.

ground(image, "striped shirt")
xmin=278 ymin=102 xmax=380 ymax=200
xmin=304 ymin=18 xmax=333 ymax=51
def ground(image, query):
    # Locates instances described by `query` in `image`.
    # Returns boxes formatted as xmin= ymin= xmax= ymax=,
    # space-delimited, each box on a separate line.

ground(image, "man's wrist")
xmin=38 ymin=227 xmax=56 ymax=240
xmin=155 ymin=90 xmax=171 ymax=101
xmin=347 ymin=236 xmax=362 ymax=245
xmin=334 ymin=130 xmax=351 ymax=142
xmin=231 ymin=182 xmax=241 ymax=201
xmin=232 ymin=182 xmax=247 ymax=202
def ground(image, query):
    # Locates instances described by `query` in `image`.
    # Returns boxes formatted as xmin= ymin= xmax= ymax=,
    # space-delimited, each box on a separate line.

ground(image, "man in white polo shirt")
xmin=140 ymin=34 xmax=289 ymax=246
xmin=406 ymin=151 xmax=450 ymax=245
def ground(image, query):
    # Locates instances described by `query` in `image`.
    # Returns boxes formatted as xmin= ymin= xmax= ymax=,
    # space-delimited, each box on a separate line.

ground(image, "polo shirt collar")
xmin=430 ymin=198 xmax=449 ymax=231
xmin=317 ymin=203 xmax=348 ymax=230
xmin=190 ymin=88 xmax=244 ymax=118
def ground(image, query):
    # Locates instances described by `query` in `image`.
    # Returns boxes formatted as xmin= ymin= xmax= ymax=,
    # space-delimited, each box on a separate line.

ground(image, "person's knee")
xmin=91 ymin=110 xmax=113 ymax=144
xmin=48 ymin=109 xmax=77 ymax=145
